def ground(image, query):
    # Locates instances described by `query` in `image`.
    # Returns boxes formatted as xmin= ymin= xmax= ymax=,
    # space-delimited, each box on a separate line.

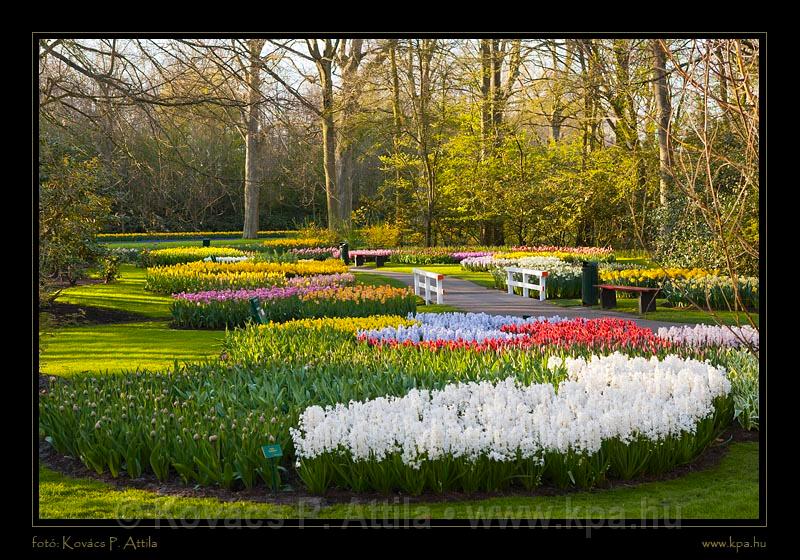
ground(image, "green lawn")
xmin=39 ymin=321 xmax=223 ymax=377
xmin=551 ymin=298 xmax=760 ymax=327
xmin=38 ymin=464 xmax=295 ymax=519
xmin=353 ymin=271 xmax=407 ymax=288
xmin=38 ymin=442 xmax=758 ymax=519
xmin=56 ymin=265 xmax=171 ymax=319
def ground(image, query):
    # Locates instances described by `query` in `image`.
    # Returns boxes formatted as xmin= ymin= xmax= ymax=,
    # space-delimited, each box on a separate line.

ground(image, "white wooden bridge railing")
xmin=505 ymin=267 xmax=548 ymax=301
xmin=413 ymin=268 xmax=445 ymax=305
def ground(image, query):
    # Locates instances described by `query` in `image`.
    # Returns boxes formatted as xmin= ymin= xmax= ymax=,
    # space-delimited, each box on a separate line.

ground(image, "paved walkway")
xmin=354 ymin=267 xmax=688 ymax=331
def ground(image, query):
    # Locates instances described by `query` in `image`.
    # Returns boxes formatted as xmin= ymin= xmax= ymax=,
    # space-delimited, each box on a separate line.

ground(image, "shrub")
xmin=39 ymin=155 xmax=109 ymax=285
xmin=362 ymin=223 xmax=401 ymax=248
xmin=99 ymin=254 xmax=122 ymax=284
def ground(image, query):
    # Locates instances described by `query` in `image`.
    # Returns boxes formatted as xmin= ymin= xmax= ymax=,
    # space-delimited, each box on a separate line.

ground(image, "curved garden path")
xmin=354 ymin=267 xmax=690 ymax=331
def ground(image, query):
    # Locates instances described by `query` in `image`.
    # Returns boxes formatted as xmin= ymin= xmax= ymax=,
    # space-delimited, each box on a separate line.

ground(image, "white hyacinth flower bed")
xmin=291 ymin=352 xmax=732 ymax=494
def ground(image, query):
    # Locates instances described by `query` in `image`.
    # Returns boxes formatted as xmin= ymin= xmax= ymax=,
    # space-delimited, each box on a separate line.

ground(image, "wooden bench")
xmin=353 ymin=254 xmax=388 ymax=267
xmin=595 ymin=284 xmax=661 ymax=314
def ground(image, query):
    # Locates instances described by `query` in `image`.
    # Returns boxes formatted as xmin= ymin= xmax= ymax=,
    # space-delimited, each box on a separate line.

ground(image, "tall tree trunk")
xmin=477 ymin=39 xmax=519 ymax=246
xmin=490 ymin=39 xmax=503 ymax=142
xmin=479 ymin=40 xmax=492 ymax=156
xmin=578 ymin=40 xmax=599 ymax=152
xmin=549 ymin=40 xmax=571 ymax=143
xmin=243 ymin=39 xmax=265 ymax=239
xmin=316 ymin=54 xmax=340 ymax=231
xmin=419 ymin=46 xmax=433 ymax=247
xmin=550 ymin=107 xmax=562 ymax=143
xmin=388 ymin=40 xmax=405 ymax=224
xmin=333 ymin=39 xmax=364 ymax=226
xmin=478 ymin=39 xmax=494 ymax=245
xmin=652 ymin=39 xmax=673 ymax=208
xmin=408 ymin=40 xmax=437 ymax=246
xmin=335 ymin=142 xmax=355 ymax=223
xmin=320 ymin=91 xmax=338 ymax=230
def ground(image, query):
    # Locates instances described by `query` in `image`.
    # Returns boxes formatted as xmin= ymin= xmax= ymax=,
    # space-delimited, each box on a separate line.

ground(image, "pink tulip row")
xmin=173 ymin=285 xmax=325 ymax=304
xmin=290 ymin=247 xmax=341 ymax=258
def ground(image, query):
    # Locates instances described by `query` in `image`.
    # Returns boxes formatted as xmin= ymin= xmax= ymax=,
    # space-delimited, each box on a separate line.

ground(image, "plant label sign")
xmin=262 ymin=444 xmax=283 ymax=459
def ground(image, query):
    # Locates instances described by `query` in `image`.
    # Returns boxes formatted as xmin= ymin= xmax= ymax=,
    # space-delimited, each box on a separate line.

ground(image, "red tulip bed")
xmin=359 ymin=318 xmax=674 ymax=355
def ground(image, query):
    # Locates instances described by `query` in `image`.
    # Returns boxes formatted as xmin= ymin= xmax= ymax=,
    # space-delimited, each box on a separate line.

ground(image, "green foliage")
xmin=723 ymin=349 xmax=759 ymax=431
xmin=663 ymin=276 xmax=759 ymax=312
xmin=362 ymin=223 xmax=401 ymax=248
xmin=99 ymin=254 xmax=122 ymax=284
xmin=654 ymin=205 xmax=726 ymax=270
xmin=296 ymin=223 xmax=339 ymax=245
xmin=429 ymin=114 xmax=657 ymax=248
xmin=252 ymin=250 xmax=298 ymax=264
xmin=39 ymin=155 xmax=110 ymax=286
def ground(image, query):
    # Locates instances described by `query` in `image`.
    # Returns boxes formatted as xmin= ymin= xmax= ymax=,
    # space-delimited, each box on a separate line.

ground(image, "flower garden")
xmin=37 ymin=35 xmax=763 ymax=543
xmin=38 ymin=233 xmax=760 ymax=520
xmin=41 ymin=308 xmax=758 ymax=495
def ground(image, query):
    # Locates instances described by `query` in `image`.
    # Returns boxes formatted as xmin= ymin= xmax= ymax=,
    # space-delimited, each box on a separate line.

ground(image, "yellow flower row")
xmin=144 ymin=247 xmax=248 ymax=265
xmin=145 ymin=259 xmax=348 ymax=294
xmin=148 ymin=247 xmax=246 ymax=258
xmin=262 ymin=237 xmax=334 ymax=249
xmin=302 ymin=285 xmax=413 ymax=303
xmin=98 ymin=230 xmax=296 ymax=240
xmin=600 ymin=267 xmax=716 ymax=283
xmin=151 ymin=259 xmax=348 ymax=277
xmin=260 ymin=315 xmax=418 ymax=334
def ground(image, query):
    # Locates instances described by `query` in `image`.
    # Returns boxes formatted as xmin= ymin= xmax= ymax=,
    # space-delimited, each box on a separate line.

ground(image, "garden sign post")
xmin=261 ymin=443 xmax=283 ymax=495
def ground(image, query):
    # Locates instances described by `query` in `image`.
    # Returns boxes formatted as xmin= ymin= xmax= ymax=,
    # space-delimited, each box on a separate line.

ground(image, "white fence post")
xmin=504 ymin=267 xmax=549 ymax=301
xmin=413 ymin=268 xmax=445 ymax=305
xmin=522 ymin=272 xmax=529 ymax=299
xmin=539 ymin=272 xmax=547 ymax=301
xmin=424 ymin=275 xmax=431 ymax=304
